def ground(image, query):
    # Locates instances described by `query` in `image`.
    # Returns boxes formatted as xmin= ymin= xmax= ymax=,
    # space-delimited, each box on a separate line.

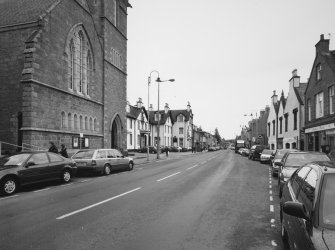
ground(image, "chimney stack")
xmin=289 ymin=69 xmax=301 ymax=88
xmin=272 ymin=90 xmax=278 ymax=104
xmin=164 ymin=103 xmax=169 ymax=113
xmin=315 ymin=34 xmax=330 ymax=55
xmin=187 ymin=101 xmax=191 ymax=112
xmin=137 ymin=97 xmax=143 ymax=108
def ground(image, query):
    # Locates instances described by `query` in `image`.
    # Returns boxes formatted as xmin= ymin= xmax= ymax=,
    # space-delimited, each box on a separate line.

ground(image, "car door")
xmin=20 ymin=152 xmax=50 ymax=184
xmin=95 ymin=150 xmax=107 ymax=170
xmin=47 ymin=152 xmax=66 ymax=179
xmin=113 ymin=149 xmax=128 ymax=170
xmin=286 ymin=167 xmax=317 ymax=249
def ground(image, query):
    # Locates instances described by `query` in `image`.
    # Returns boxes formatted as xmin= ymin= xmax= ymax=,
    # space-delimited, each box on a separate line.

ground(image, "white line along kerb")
xmin=56 ymin=187 xmax=142 ymax=220
xmin=157 ymin=172 xmax=181 ymax=182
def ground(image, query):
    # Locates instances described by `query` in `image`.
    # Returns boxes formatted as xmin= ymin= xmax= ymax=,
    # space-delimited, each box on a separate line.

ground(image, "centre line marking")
xmin=187 ymin=164 xmax=199 ymax=170
xmin=270 ymin=205 xmax=274 ymax=212
xmin=157 ymin=172 xmax=181 ymax=182
xmin=270 ymin=196 xmax=273 ymax=201
xmin=56 ymin=187 xmax=141 ymax=220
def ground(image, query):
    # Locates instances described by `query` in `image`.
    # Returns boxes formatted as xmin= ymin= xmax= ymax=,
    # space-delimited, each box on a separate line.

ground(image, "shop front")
xmin=305 ymin=123 xmax=335 ymax=153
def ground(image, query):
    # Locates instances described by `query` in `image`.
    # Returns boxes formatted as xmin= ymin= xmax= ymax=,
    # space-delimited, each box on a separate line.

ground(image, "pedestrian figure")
xmin=165 ymin=147 xmax=169 ymax=157
xmin=59 ymin=144 xmax=68 ymax=158
xmin=48 ymin=141 xmax=58 ymax=154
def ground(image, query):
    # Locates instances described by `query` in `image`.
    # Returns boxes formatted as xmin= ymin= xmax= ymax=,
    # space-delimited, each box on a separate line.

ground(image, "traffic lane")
xmin=0 ymin=151 xmax=223 ymax=248
xmin=43 ymin=151 xmax=274 ymax=250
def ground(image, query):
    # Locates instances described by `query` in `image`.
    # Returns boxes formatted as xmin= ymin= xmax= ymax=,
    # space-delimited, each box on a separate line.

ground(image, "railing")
xmin=0 ymin=141 xmax=47 ymax=156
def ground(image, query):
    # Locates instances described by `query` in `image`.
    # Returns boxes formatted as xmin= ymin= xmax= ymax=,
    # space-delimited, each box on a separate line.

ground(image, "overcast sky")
xmin=127 ymin=0 xmax=335 ymax=140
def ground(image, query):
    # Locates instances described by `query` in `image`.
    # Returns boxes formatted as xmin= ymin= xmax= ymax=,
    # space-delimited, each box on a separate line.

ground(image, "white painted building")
xmin=267 ymin=91 xmax=279 ymax=150
xmin=126 ymin=98 xmax=151 ymax=151
xmin=282 ymin=70 xmax=306 ymax=150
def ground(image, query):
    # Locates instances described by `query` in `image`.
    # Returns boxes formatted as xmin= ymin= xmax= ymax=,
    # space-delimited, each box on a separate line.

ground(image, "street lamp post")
xmin=147 ymin=70 xmax=160 ymax=162
xmin=155 ymin=77 xmax=175 ymax=159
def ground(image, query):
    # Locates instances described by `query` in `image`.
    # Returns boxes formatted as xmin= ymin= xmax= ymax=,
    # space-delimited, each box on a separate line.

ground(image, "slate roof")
xmin=294 ymin=82 xmax=307 ymax=105
xmin=148 ymin=110 xmax=172 ymax=125
xmin=170 ymin=109 xmax=192 ymax=122
xmin=0 ymin=0 xmax=58 ymax=27
xmin=126 ymin=105 xmax=147 ymax=120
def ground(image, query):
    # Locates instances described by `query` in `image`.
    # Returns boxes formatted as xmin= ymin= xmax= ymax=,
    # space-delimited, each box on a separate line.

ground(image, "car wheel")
xmin=103 ymin=164 xmax=111 ymax=175
xmin=1 ymin=177 xmax=18 ymax=196
xmin=62 ymin=169 xmax=71 ymax=183
xmin=127 ymin=162 xmax=134 ymax=171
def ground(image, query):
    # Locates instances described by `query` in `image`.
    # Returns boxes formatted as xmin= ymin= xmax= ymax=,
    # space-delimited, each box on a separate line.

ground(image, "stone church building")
xmin=0 ymin=0 xmax=131 ymax=153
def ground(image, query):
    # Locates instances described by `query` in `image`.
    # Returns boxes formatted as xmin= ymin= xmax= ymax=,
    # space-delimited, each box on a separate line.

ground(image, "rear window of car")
xmin=72 ymin=150 xmax=95 ymax=159
xmin=320 ymin=174 xmax=335 ymax=230
xmin=274 ymin=150 xmax=290 ymax=159
xmin=285 ymin=153 xmax=330 ymax=168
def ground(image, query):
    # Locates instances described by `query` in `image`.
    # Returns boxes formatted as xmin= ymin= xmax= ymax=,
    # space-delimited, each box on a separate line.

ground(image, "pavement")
xmin=130 ymin=151 xmax=205 ymax=165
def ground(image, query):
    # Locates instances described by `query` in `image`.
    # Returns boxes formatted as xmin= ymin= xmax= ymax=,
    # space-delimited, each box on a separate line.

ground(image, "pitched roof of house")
xmin=149 ymin=110 xmax=172 ymax=125
xmin=126 ymin=105 xmax=147 ymax=120
xmin=293 ymin=82 xmax=307 ymax=105
xmin=170 ymin=110 xmax=193 ymax=122
xmin=322 ymin=51 xmax=335 ymax=73
xmin=0 ymin=0 xmax=59 ymax=27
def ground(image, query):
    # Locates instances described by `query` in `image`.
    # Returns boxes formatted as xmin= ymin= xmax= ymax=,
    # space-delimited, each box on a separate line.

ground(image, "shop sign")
xmin=305 ymin=123 xmax=335 ymax=133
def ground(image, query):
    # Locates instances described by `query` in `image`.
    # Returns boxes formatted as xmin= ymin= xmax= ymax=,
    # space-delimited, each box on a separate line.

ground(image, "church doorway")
xmin=110 ymin=115 xmax=122 ymax=149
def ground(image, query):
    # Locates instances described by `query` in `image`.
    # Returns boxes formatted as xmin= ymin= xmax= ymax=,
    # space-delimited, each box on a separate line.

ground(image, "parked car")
xmin=0 ymin=151 xmax=77 ymax=196
xmin=139 ymin=146 xmax=157 ymax=154
xmin=278 ymin=151 xmax=330 ymax=197
xmin=259 ymin=149 xmax=273 ymax=164
xmin=249 ymin=145 xmax=269 ymax=161
xmin=72 ymin=148 xmax=134 ymax=175
xmin=280 ymin=161 xmax=335 ymax=250
xmin=270 ymin=149 xmax=299 ymax=177
xmin=241 ymin=148 xmax=250 ymax=157
xmin=238 ymin=148 xmax=245 ymax=155
xmin=329 ymin=150 xmax=335 ymax=161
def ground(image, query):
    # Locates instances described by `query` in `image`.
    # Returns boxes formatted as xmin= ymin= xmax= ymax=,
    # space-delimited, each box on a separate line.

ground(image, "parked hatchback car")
xmin=260 ymin=149 xmax=273 ymax=164
xmin=72 ymin=148 xmax=134 ymax=175
xmin=271 ymin=149 xmax=300 ymax=177
xmin=249 ymin=145 xmax=269 ymax=161
xmin=280 ymin=161 xmax=335 ymax=250
xmin=278 ymin=151 xmax=330 ymax=197
xmin=0 ymin=151 xmax=77 ymax=196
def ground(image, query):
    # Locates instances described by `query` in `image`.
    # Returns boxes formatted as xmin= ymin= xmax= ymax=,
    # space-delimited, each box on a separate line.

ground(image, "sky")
xmin=127 ymin=0 xmax=335 ymax=140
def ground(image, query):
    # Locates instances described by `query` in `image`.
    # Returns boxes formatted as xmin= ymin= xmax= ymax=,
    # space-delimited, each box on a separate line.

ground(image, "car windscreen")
xmin=285 ymin=154 xmax=330 ymax=168
xmin=72 ymin=150 xmax=95 ymax=159
xmin=320 ymin=174 xmax=335 ymax=230
xmin=274 ymin=150 xmax=290 ymax=159
xmin=0 ymin=154 xmax=30 ymax=167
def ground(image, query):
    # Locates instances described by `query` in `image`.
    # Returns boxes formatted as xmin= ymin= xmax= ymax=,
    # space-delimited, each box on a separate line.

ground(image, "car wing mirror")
xmin=283 ymin=201 xmax=309 ymax=220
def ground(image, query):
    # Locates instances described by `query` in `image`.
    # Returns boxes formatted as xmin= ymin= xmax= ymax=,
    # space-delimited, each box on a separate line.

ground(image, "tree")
xmin=214 ymin=128 xmax=222 ymax=144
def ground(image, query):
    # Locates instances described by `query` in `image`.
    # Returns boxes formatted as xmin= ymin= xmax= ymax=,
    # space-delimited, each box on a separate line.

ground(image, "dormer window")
xmin=177 ymin=115 xmax=184 ymax=122
xmin=317 ymin=64 xmax=322 ymax=81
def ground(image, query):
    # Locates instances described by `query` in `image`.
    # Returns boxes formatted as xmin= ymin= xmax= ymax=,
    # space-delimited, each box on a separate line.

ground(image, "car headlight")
xmin=283 ymin=177 xmax=289 ymax=182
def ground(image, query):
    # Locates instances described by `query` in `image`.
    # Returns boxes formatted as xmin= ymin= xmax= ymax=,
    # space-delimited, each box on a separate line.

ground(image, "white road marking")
xmin=34 ymin=188 xmax=50 ymax=193
xmin=187 ymin=165 xmax=199 ymax=170
xmin=79 ymin=179 xmax=89 ymax=183
xmin=157 ymin=172 xmax=181 ymax=182
xmin=0 ymin=194 xmax=19 ymax=200
xmin=270 ymin=196 xmax=273 ymax=201
xmin=270 ymin=205 xmax=274 ymax=212
xmin=269 ymin=190 xmax=272 ymax=194
xmin=271 ymin=240 xmax=278 ymax=246
xmin=271 ymin=219 xmax=275 ymax=223
xmin=201 ymin=161 xmax=206 ymax=164
xmin=269 ymin=185 xmax=272 ymax=189
xmin=56 ymin=187 xmax=142 ymax=220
